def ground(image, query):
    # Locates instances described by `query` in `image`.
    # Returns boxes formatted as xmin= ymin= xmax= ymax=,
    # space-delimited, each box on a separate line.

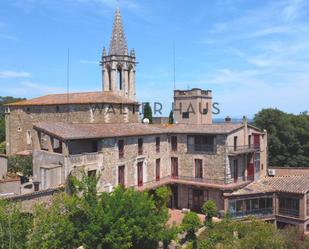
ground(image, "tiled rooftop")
xmin=230 ymin=175 xmax=309 ymax=196
xmin=33 ymin=122 xmax=245 ymax=140
xmin=6 ymin=91 xmax=137 ymax=106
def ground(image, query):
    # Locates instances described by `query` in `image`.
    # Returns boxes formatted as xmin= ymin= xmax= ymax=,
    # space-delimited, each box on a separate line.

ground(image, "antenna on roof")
xmin=66 ymin=48 xmax=70 ymax=123
xmin=173 ymin=40 xmax=176 ymax=91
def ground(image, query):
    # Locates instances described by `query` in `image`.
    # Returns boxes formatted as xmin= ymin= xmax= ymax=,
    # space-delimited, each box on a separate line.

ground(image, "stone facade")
xmin=32 ymin=120 xmax=267 ymax=213
xmin=174 ymin=88 xmax=212 ymax=125
xmin=5 ymin=103 xmax=139 ymax=155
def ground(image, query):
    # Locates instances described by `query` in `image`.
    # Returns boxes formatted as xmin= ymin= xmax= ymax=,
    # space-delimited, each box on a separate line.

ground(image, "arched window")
xmin=117 ymin=66 xmax=122 ymax=90
xmin=107 ymin=66 xmax=112 ymax=90
xmin=128 ymin=66 xmax=131 ymax=93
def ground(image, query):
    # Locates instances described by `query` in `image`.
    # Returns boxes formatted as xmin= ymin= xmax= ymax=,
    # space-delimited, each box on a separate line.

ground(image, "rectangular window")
xmin=234 ymin=136 xmax=238 ymax=151
xmin=118 ymin=165 xmax=125 ymax=186
xmin=182 ymin=112 xmax=189 ymax=119
xmin=138 ymin=138 xmax=143 ymax=155
xmin=156 ymin=159 xmax=160 ymax=181
xmin=88 ymin=170 xmax=97 ymax=178
xmin=91 ymin=141 xmax=98 ymax=152
xmin=171 ymin=157 xmax=178 ymax=178
xmin=279 ymin=197 xmax=299 ymax=217
xmin=118 ymin=140 xmax=124 ymax=158
xmin=195 ymin=159 xmax=203 ymax=179
xmin=188 ymin=135 xmax=215 ymax=152
xmin=233 ymin=159 xmax=238 ymax=183
xmin=156 ymin=137 xmax=160 ymax=153
xmin=171 ymin=136 xmax=177 ymax=151
xmin=137 ymin=161 xmax=143 ymax=186
xmin=26 ymin=130 xmax=32 ymax=145
xmin=248 ymin=135 xmax=252 ymax=148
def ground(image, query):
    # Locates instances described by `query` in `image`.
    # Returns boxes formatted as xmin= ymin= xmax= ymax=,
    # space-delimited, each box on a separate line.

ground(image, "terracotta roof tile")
xmin=6 ymin=91 xmax=137 ymax=106
xmin=33 ymin=122 xmax=245 ymax=140
xmin=231 ymin=175 xmax=309 ymax=196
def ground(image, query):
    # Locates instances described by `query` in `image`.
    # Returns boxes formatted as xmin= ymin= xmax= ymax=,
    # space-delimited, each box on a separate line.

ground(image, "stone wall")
xmin=174 ymin=134 xmax=228 ymax=183
xmin=0 ymin=155 xmax=7 ymax=179
xmin=100 ymin=134 xmax=170 ymax=189
xmin=5 ymin=187 xmax=61 ymax=213
xmin=5 ymin=103 xmax=139 ymax=155
xmin=0 ymin=177 xmax=21 ymax=194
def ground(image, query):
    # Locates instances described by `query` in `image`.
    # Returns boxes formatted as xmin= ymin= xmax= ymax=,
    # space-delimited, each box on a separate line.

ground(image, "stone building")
xmin=224 ymin=175 xmax=309 ymax=233
xmin=31 ymin=119 xmax=267 ymax=212
xmin=6 ymin=8 xmax=269 ymax=214
xmin=5 ymin=8 xmax=138 ymax=156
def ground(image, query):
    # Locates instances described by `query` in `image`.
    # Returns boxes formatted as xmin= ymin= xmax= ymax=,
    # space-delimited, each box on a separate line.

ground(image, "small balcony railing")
xmin=230 ymin=208 xmax=273 ymax=218
xmin=278 ymin=208 xmax=300 ymax=218
xmin=134 ymin=174 xmax=231 ymax=190
xmin=227 ymin=145 xmax=257 ymax=155
xmin=69 ymin=152 xmax=100 ymax=166
xmin=187 ymin=144 xmax=215 ymax=153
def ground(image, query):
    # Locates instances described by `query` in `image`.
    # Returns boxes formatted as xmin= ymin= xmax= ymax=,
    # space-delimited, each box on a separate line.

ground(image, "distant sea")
xmin=213 ymin=118 xmax=253 ymax=124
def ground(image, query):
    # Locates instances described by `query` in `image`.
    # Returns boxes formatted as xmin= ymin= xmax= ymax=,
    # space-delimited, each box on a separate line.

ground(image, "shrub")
xmin=182 ymin=212 xmax=201 ymax=240
xmin=202 ymin=200 xmax=217 ymax=227
xmin=8 ymin=155 xmax=33 ymax=177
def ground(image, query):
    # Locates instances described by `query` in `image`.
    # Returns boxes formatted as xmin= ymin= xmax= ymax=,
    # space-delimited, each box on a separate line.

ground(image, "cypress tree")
xmin=143 ymin=102 xmax=153 ymax=123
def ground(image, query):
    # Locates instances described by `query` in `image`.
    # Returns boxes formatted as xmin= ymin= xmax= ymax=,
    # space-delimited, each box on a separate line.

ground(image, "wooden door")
xmin=137 ymin=162 xmax=143 ymax=186
xmin=118 ymin=165 xmax=125 ymax=186
xmin=156 ymin=159 xmax=160 ymax=181
xmin=192 ymin=189 xmax=204 ymax=212
xmin=171 ymin=157 xmax=178 ymax=178
xmin=247 ymin=163 xmax=254 ymax=180
xmin=253 ymin=134 xmax=260 ymax=149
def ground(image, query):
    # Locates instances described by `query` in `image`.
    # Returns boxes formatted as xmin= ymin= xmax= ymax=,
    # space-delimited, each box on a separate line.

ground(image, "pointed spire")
xmin=109 ymin=8 xmax=128 ymax=55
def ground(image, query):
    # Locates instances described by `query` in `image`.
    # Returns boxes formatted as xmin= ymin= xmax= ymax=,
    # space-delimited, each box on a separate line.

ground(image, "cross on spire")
xmin=109 ymin=8 xmax=128 ymax=55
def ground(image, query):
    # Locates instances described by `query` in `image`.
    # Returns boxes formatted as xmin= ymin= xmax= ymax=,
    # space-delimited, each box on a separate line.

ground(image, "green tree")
xmin=143 ymin=102 xmax=153 ymax=123
xmin=202 ymin=200 xmax=217 ymax=228
xmin=27 ymin=194 xmax=76 ymax=249
xmin=67 ymin=174 xmax=173 ymax=249
xmin=181 ymin=212 xmax=201 ymax=248
xmin=0 ymin=199 xmax=32 ymax=249
xmin=253 ymin=108 xmax=309 ymax=167
xmin=0 ymin=141 xmax=5 ymax=154
xmin=168 ymin=110 xmax=174 ymax=124
xmin=7 ymin=155 xmax=33 ymax=177
xmin=197 ymin=218 xmax=308 ymax=249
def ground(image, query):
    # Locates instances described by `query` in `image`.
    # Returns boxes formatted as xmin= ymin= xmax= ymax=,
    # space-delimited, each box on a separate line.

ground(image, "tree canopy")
xmin=198 ymin=218 xmax=309 ymax=249
xmin=253 ymin=108 xmax=309 ymax=167
xmin=168 ymin=110 xmax=174 ymax=124
xmin=1 ymin=173 xmax=176 ymax=249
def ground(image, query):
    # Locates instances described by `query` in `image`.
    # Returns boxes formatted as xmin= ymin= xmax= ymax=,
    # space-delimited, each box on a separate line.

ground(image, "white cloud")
xmin=79 ymin=59 xmax=98 ymax=64
xmin=282 ymin=0 xmax=304 ymax=21
xmin=1 ymin=81 xmax=66 ymax=97
xmin=0 ymin=71 xmax=31 ymax=78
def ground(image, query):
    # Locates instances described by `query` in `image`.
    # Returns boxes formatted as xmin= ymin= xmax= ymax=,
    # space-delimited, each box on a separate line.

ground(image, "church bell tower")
xmin=100 ymin=8 xmax=136 ymax=100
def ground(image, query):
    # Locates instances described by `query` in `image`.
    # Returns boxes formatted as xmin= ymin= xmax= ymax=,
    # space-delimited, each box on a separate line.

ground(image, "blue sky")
xmin=0 ymin=0 xmax=308 ymax=118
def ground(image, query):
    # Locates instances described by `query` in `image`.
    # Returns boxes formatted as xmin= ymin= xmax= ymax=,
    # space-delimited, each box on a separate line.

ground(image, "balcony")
xmin=68 ymin=152 xmax=101 ymax=166
xmin=278 ymin=208 xmax=299 ymax=218
xmin=134 ymin=174 xmax=249 ymax=191
xmin=187 ymin=144 xmax=215 ymax=153
xmin=230 ymin=208 xmax=274 ymax=219
xmin=227 ymin=145 xmax=257 ymax=155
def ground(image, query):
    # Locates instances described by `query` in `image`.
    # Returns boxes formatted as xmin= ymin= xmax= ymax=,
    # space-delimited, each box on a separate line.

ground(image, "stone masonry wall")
xmin=5 ymin=103 xmax=139 ymax=155
xmin=99 ymin=134 xmax=170 ymax=189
